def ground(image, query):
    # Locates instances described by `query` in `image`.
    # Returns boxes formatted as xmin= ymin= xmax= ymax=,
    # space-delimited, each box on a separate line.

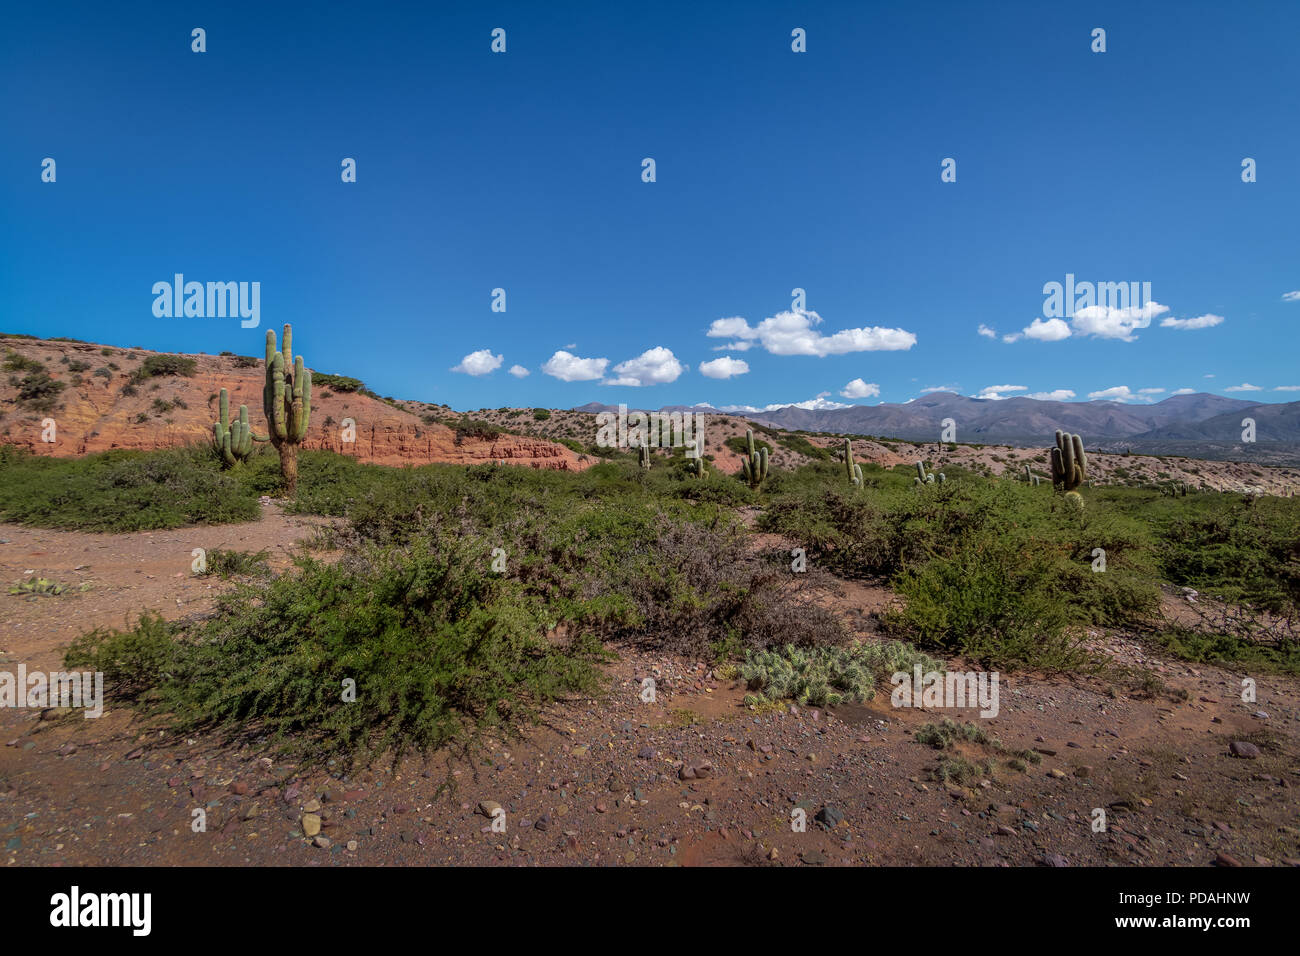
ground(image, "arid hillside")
xmin=0 ymin=335 xmax=588 ymax=471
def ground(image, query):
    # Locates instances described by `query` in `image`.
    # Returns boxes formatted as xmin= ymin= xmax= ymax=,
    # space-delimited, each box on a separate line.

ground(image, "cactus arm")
xmin=296 ymin=367 xmax=311 ymax=441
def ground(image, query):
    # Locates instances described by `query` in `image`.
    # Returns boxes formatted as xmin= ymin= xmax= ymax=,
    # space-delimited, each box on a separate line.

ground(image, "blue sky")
xmin=3 ymin=0 xmax=1298 ymax=411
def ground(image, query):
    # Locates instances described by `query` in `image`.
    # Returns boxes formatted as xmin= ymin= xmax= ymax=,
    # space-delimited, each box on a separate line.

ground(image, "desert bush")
xmin=0 ymin=445 xmax=259 ymax=531
xmin=65 ymin=539 xmax=606 ymax=764
xmin=13 ymin=370 xmax=66 ymax=412
xmin=197 ymin=548 xmax=271 ymax=578
xmin=132 ymin=354 xmax=197 ymax=381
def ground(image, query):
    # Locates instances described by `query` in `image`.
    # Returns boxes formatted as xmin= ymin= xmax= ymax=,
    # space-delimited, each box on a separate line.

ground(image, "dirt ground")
xmin=1 ymin=509 xmax=1297 ymax=867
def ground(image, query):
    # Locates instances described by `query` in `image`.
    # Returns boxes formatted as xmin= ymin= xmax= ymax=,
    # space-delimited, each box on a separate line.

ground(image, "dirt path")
xmin=1 ymin=512 xmax=1297 ymax=867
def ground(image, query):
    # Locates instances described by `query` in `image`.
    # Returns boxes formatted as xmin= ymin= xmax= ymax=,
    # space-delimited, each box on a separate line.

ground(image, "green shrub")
xmin=14 ymin=370 xmax=66 ymax=412
xmin=133 ymin=354 xmax=197 ymax=381
xmin=312 ymin=373 xmax=364 ymax=392
xmin=65 ymin=540 xmax=607 ymax=765
xmin=0 ymin=445 xmax=259 ymax=531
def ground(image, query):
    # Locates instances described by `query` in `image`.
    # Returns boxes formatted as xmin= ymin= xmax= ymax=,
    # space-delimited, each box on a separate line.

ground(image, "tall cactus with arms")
xmin=740 ymin=429 xmax=768 ymax=489
xmin=1049 ymin=430 xmax=1087 ymax=492
xmin=212 ymin=387 xmax=256 ymax=467
xmin=262 ymin=324 xmax=312 ymax=496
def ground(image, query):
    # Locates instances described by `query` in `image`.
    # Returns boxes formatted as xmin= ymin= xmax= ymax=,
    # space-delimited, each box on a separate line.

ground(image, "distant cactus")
xmin=916 ymin=461 xmax=928 ymax=483
xmin=638 ymin=442 xmax=652 ymax=470
xmin=740 ymin=429 xmax=768 ymax=489
xmin=844 ymin=439 xmax=863 ymax=486
xmin=1023 ymin=464 xmax=1032 ymax=482
xmin=212 ymin=388 xmax=258 ymax=467
xmin=937 ymin=473 xmax=946 ymax=484
xmin=685 ymin=440 xmax=707 ymax=478
xmin=1049 ymin=430 xmax=1087 ymax=492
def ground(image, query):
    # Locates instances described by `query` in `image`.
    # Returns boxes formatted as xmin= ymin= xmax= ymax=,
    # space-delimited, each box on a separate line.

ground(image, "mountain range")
xmin=574 ymin=393 xmax=1300 ymax=461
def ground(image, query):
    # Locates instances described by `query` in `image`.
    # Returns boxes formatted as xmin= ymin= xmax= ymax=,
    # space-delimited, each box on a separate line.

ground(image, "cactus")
xmin=684 ymin=440 xmax=707 ymax=478
xmin=261 ymin=324 xmax=312 ymax=496
xmin=916 ymin=461 xmax=928 ymax=483
xmin=1049 ymin=430 xmax=1087 ymax=492
xmin=1023 ymin=464 xmax=1032 ymax=483
xmin=739 ymin=429 xmax=768 ymax=489
xmin=212 ymin=387 xmax=258 ymax=467
xmin=937 ymin=473 xmax=946 ymax=484
xmin=638 ymin=441 xmax=652 ymax=470
xmin=844 ymin=439 xmax=863 ymax=486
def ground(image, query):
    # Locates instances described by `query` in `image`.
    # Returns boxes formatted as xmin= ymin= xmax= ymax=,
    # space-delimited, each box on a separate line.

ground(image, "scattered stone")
xmin=301 ymin=813 xmax=322 ymax=837
xmin=1229 ymin=741 xmax=1260 ymax=759
xmin=815 ymin=805 xmax=845 ymax=829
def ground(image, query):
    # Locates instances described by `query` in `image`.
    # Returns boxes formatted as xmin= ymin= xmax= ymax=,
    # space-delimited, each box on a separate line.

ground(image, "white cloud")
xmin=1021 ymin=317 xmax=1072 ymax=342
xmin=721 ymin=392 xmax=851 ymax=413
xmin=1275 ymin=385 xmax=1300 ymax=391
xmin=1225 ymin=383 xmax=1263 ymax=392
xmin=1071 ymin=301 xmax=1169 ymax=341
xmin=1001 ymin=332 xmax=1022 ymax=343
xmin=1171 ymin=388 xmax=1195 ymax=395
xmin=450 ymin=348 xmax=504 ymax=376
xmin=1204 ymin=373 xmax=1215 ymax=378
xmin=1026 ymin=389 xmax=1076 ymax=401
xmin=1088 ymin=385 xmax=1139 ymax=402
xmin=974 ymin=384 xmax=1027 ymax=401
xmin=541 ymin=350 xmax=608 ymax=382
xmin=706 ymin=309 xmax=916 ymax=356
xmin=603 ymin=346 xmax=685 ymax=387
xmin=919 ymin=384 xmax=959 ymax=394
xmin=699 ymin=356 xmax=750 ymax=379
xmin=707 ymin=317 xmax=751 ymax=338
xmin=508 ymin=364 xmax=530 ymax=378
xmin=977 ymin=324 xmax=997 ymax=339
xmin=840 ymin=378 xmax=881 ymax=399
xmin=1161 ymin=313 xmax=1224 ymax=330
xmin=1283 ymin=291 xmax=1300 ymax=302
xmin=1138 ymin=387 xmax=1165 ymax=395
xmin=711 ymin=341 xmax=753 ymax=352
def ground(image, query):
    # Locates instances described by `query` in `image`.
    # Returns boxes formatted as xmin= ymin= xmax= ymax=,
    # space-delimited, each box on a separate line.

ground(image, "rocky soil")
xmin=2 ymin=512 xmax=1297 ymax=868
